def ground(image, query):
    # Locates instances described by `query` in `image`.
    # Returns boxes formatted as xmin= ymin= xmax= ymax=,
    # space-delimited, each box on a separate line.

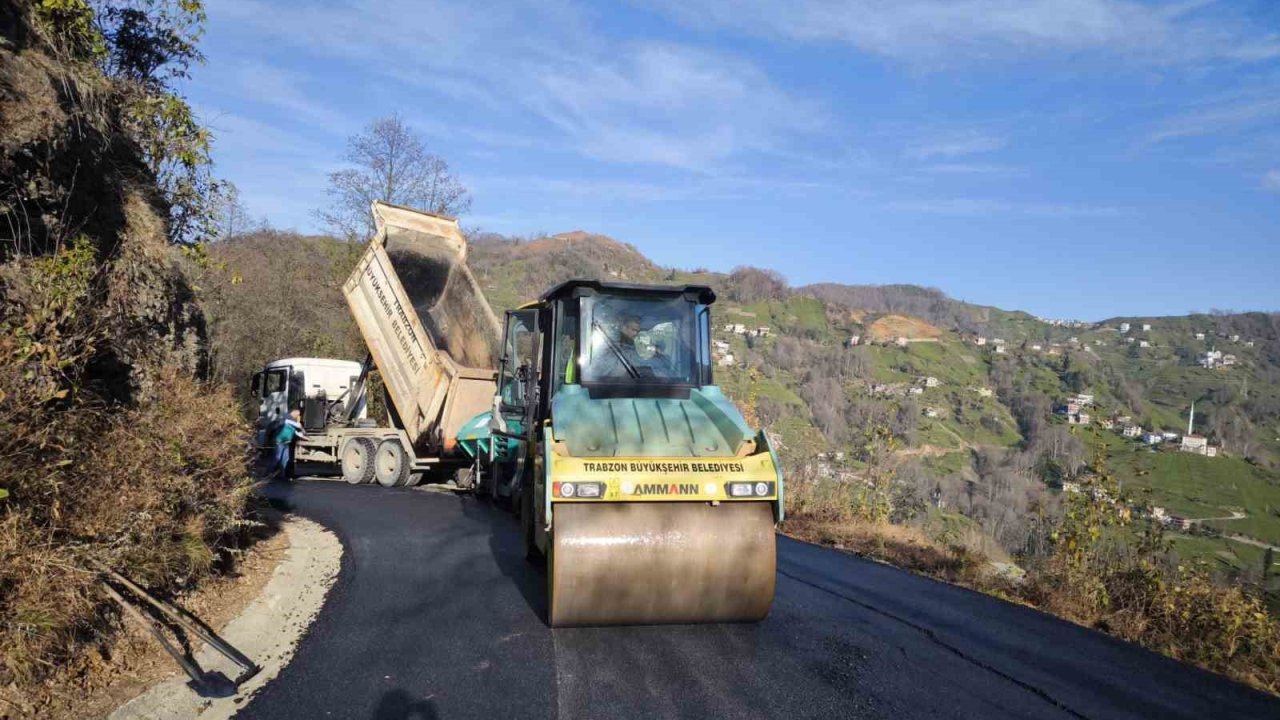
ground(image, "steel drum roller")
xmin=549 ymin=501 xmax=776 ymax=627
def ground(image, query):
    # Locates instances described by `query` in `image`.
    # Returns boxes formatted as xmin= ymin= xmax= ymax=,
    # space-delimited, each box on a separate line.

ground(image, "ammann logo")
xmin=634 ymin=482 xmax=700 ymax=496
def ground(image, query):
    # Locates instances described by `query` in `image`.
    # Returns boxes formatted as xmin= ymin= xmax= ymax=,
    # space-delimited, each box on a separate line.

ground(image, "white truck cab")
xmin=252 ymin=357 xmax=367 ymax=443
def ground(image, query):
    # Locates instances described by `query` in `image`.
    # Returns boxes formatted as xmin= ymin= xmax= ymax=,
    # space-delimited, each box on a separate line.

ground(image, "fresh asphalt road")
xmin=241 ymin=479 xmax=1280 ymax=720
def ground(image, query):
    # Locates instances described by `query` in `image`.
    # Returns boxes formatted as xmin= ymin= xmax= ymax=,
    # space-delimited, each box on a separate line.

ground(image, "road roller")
xmin=457 ymin=279 xmax=784 ymax=627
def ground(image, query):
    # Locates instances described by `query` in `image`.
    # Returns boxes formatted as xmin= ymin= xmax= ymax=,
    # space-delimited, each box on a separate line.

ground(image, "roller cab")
xmin=461 ymin=280 xmax=783 ymax=627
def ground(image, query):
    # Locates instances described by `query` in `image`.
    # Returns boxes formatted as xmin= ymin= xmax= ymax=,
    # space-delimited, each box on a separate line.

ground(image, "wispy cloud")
xmin=905 ymin=131 xmax=1007 ymax=160
xmin=920 ymin=163 xmax=1025 ymax=176
xmin=887 ymin=197 xmax=1126 ymax=217
xmin=208 ymin=1 xmax=823 ymax=172
xmin=647 ymin=0 xmax=1280 ymax=68
xmin=1148 ymin=96 xmax=1280 ymax=143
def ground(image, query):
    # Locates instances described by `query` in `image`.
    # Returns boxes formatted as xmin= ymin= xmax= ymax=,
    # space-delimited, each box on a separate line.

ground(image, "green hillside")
xmin=208 ymin=230 xmax=1280 ymax=572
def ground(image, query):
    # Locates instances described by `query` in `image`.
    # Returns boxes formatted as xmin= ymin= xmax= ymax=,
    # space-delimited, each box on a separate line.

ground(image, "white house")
xmin=923 ymin=407 xmax=939 ymax=418
xmin=1139 ymin=340 xmax=1150 ymax=348
xmin=1142 ymin=323 xmax=1152 ymax=332
xmin=1195 ymin=332 xmax=1206 ymax=341
xmin=717 ymin=353 xmax=736 ymax=367
xmin=1119 ymin=323 xmax=1130 ymax=334
xmin=1230 ymin=334 xmax=1240 ymax=342
xmin=1198 ymin=349 xmax=1223 ymax=368
xmin=974 ymin=336 xmax=987 ymax=346
xmin=1122 ymin=425 xmax=1142 ymax=438
xmin=1030 ymin=344 xmax=1043 ymax=351
xmin=908 ymin=387 xmax=924 ymax=396
xmin=921 ymin=376 xmax=940 ymax=388
xmin=1245 ymin=340 xmax=1255 ymax=348
xmin=1180 ymin=434 xmax=1209 ymax=455
xmin=1142 ymin=432 xmax=1164 ymax=445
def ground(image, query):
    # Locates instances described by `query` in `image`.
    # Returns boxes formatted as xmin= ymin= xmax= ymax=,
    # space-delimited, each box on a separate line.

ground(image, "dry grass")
xmin=0 ymin=243 xmax=253 ymax=688
xmin=866 ymin=314 xmax=943 ymax=341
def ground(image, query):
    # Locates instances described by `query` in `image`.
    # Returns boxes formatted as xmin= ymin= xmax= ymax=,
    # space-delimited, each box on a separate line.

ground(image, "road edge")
xmin=109 ymin=515 xmax=343 ymax=720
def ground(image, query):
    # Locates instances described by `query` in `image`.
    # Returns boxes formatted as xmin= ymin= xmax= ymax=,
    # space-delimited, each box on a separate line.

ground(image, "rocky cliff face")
xmin=0 ymin=0 xmax=206 ymax=401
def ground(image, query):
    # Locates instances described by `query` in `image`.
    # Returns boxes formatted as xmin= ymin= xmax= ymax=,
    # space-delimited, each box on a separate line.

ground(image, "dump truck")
xmin=456 ymin=280 xmax=784 ymax=626
xmin=250 ymin=202 xmax=501 ymax=486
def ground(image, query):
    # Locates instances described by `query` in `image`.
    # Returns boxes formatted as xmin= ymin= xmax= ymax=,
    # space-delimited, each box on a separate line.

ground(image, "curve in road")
xmin=240 ymin=480 xmax=1280 ymax=720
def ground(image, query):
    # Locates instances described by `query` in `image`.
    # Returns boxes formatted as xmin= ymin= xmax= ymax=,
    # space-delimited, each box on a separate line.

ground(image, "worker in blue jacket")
xmin=273 ymin=409 xmax=308 ymax=481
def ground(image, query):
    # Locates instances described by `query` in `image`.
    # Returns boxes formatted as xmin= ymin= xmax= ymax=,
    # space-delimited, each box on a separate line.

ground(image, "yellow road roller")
xmin=456 ymin=280 xmax=783 ymax=626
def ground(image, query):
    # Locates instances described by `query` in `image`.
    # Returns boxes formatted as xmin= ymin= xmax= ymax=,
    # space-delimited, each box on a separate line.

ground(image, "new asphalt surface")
xmin=241 ymin=479 xmax=1280 ymax=720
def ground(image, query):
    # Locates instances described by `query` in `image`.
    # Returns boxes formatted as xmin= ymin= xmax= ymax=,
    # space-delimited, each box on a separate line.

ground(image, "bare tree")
xmin=317 ymin=114 xmax=471 ymax=240
xmin=213 ymin=182 xmax=264 ymax=241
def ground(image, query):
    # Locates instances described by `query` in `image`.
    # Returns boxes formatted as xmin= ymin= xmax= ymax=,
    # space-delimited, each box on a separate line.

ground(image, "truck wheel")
xmin=374 ymin=439 xmax=411 ymax=487
xmin=341 ymin=438 xmax=376 ymax=485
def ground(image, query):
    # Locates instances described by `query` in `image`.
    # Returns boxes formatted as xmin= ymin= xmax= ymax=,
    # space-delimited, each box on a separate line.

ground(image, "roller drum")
xmin=549 ymin=501 xmax=776 ymax=627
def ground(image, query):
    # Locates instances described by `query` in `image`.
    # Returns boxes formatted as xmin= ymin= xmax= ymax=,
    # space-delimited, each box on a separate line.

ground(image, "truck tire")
xmin=341 ymin=438 xmax=376 ymax=485
xmin=374 ymin=439 xmax=411 ymax=487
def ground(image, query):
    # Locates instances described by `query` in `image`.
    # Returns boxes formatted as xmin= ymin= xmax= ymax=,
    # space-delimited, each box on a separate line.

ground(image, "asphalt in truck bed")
xmin=241 ymin=480 xmax=1280 ymax=720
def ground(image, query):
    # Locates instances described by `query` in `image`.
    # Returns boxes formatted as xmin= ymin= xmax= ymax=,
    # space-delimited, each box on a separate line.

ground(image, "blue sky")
xmin=186 ymin=0 xmax=1280 ymax=320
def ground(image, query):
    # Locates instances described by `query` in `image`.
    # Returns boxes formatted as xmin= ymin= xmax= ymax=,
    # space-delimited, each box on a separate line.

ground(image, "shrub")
xmin=0 ymin=243 xmax=252 ymax=686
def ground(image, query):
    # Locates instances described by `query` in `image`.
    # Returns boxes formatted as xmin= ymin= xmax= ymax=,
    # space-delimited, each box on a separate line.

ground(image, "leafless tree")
xmin=316 ymin=114 xmax=471 ymax=240
xmin=213 ymin=182 xmax=265 ymax=241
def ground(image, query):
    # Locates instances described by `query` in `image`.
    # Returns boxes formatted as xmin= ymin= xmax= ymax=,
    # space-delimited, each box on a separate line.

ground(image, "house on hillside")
xmin=908 ymin=387 xmax=924 ymax=396
xmin=1245 ymin=340 xmax=1255 ymax=348
xmin=1195 ymin=332 xmax=1206 ymax=341
xmin=994 ymin=344 xmax=1007 ymax=354
xmin=717 ymin=354 xmax=735 ymax=367
xmin=923 ymin=407 xmax=939 ymax=418
xmin=1099 ymin=418 xmax=1115 ymax=430
xmin=895 ymin=336 xmax=909 ymax=347
xmin=1180 ymin=434 xmax=1209 ymax=455
xmin=1068 ymin=412 xmax=1091 ymax=426
xmin=1074 ymin=393 xmax=1094 ymax=406
xmin=1161 ymin=431 xmax=1179 ymax=441
xmin=921 ymin=376 xmax=940 ymax=388
xmin=1119 ymin=323 xmax=1131 ymax=334
xmin=1198 ymin=349 xmax=1223 ymax=368
xmin=1030 ymin=344 xmax=1042 ymax=351
xmin=1142 ymin=432 xmax=1164 ymax=445
xmin=1230 ymin=334 xmax=1240 ymax=342
xmin=975 ymin=387 xmax=994 ymax=398
xmin=1116 ymin=415 xmax=1131 ymax=425
xmin=1142 ymin=323 xmax=1152 ymax=331
xmin=1122 ymin=424 xmax=1142 ymax=438
xmin=1222 ymin=354 xmax=1237 ymax=367
xmin=845 ymin=335 xmax=861 ymax=347
xmin=974 ymin=336 xmax=987 ymax=346
xmin=1139 ymin=340 xmax=1150 ymax=348
xmin=754 ymin=326 xmax=771 ymax=338
xmin=727 ymin=323 xmax=747 ymax=335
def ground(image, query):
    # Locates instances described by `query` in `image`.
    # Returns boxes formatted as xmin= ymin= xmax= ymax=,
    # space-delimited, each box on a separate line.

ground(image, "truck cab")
xmin=251 ymin=357 xmax=366 ymax=446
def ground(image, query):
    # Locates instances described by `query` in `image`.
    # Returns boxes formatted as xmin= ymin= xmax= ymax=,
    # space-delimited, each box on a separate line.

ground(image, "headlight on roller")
xmin=728 ymin=482 xmax=753 ymax=497
xmin=554 ymin=482 xmax=603 ymax=498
